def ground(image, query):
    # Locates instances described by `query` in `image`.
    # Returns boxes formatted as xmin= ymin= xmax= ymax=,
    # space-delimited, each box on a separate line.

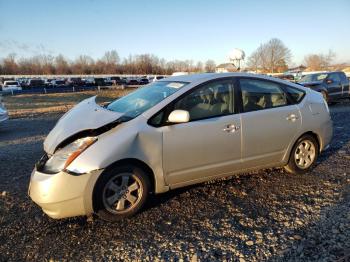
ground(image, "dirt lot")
xmin=0 ymin=95 xmax=349 ymax=261
xmin=2 ymin=88 xmax=134 ymax=118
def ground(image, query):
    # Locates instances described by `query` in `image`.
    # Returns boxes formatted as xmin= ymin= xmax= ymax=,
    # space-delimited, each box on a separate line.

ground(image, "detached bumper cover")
xmin=28 ymin=168 xmax=103 ymax=219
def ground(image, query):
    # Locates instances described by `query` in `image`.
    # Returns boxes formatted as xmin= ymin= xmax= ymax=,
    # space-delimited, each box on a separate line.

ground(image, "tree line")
xmin=0 ymin=38 xmax=339 ymax=75
xmin=246 ymin=38 xmax=337 ymax=73
xmin=0 ymin=51 xmax=217 ymax=75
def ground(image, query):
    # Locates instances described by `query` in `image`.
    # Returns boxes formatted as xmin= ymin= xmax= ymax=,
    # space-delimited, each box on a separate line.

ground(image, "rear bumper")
xmin=28 ymin=168 xmax=103 ymax=219
xmin=319 ymin=118 xmax=333 ymax=152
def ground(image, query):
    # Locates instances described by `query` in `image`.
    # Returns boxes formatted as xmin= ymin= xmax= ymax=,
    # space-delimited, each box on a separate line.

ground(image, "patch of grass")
xmin=2 ymin=88 xmax=135 ymax=118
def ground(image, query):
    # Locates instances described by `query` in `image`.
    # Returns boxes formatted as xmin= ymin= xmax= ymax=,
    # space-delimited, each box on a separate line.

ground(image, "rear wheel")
xmin=93 ymin=165 xmax=150 ymax=222
xmin=285 ymin=134 xmax=319 ymax=175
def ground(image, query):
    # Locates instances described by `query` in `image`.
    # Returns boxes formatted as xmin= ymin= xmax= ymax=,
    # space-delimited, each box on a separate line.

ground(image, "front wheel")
xmin=93 ymin=165 xmax=150 ymax=222
xmin=284 ymin=135 xmax=319 ymax=175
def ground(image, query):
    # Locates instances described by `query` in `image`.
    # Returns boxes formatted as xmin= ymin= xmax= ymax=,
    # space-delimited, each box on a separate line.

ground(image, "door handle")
xmin=286 ymin=114 xmax=299 ymax=121
xmin=223 ymin=124 xmax=240 ymax=133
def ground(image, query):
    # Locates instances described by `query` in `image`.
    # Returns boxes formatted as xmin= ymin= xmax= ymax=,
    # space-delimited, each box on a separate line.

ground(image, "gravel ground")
xmin=0 ymin=102 xmax=349 ymax=261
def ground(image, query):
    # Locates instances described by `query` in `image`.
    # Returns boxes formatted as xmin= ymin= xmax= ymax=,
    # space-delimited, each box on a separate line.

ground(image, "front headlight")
xmin=43 ymin=137 xmax=97 ymax=173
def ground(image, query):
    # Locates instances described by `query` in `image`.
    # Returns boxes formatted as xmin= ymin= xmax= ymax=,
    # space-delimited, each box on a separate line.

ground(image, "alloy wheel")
xmin=294 ymin=140 xmax=316 ymax=169
xmin=102 ymin=173 xmax=143 ymax=214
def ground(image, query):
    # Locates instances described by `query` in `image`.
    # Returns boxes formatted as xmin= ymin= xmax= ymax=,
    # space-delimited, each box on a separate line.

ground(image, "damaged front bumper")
xmin=28 ymin=167 xmax=103 ymax=219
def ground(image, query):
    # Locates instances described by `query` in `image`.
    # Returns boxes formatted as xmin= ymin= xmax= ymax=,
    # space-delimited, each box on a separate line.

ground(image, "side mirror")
xmin=326 ymin=79 xmax=333 ymax=84
xmin=168 ymin=110 xmax=190 ymax=123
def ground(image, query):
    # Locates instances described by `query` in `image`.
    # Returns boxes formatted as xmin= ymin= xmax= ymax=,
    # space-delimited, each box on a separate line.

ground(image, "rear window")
xmin=284 ymin=85 xmax=305 ymax=103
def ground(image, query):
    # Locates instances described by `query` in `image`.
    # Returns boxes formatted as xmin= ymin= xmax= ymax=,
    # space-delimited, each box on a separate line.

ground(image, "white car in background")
xmin=2 ymin=81 xmax=22 ymax=92
xmin=0 ymin=96 xmax=9 ymax=123
xmin=149 ymin=75 xmax=165 ymax=82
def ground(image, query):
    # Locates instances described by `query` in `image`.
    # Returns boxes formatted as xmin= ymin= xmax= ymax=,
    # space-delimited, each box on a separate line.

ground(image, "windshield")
xmin=107 ymin=81 xmax=188 ymax=118
xmin=300 ymin=73 xmax=328 ymax=82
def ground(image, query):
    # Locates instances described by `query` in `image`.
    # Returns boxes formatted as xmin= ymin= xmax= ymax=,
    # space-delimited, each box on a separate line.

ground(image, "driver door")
xmin=159 ymin=79 xmax=242 ymax=187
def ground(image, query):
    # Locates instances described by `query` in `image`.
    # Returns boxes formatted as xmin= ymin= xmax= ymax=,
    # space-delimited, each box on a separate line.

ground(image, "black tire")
xmin=93 ymin=165 xmax=150 ymax=222
xmin=284 ymin=134 xmax=319 ymax=175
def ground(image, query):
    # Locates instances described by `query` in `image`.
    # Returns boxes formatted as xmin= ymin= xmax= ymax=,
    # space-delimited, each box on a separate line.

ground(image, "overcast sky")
xmin=0 ymin=0 xmax=349 ymax=65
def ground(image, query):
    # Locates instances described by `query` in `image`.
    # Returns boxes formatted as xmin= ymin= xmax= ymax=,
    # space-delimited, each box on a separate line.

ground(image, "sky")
xmin=0 ymin=0 xmax=349 ymax=66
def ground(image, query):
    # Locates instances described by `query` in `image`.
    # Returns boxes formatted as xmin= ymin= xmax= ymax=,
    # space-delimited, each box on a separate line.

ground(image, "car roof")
xmin=159 ymin=72 xmax=309 ymax=91
xmin=160 ymin=72 xmax=278 ymax=83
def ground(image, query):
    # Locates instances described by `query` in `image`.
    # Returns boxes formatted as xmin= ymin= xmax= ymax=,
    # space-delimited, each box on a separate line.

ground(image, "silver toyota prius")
xmin=29 ymin=73 xmax=333 ymax=221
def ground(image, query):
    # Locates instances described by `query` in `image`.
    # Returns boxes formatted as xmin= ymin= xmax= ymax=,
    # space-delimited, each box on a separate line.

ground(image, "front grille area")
xmin=35 ymin=153 xmax=49 ymax=172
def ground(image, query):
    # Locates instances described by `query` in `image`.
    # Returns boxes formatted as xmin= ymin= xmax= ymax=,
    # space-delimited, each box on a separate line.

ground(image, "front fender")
xmin=308 ymin=84 xmax=327 ymax=94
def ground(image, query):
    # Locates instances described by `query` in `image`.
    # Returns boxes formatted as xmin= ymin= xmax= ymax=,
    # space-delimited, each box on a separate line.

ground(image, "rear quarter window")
xmin=283 ymin=85 xmax=305 ymax=104
xmin=339 ymin=72 xmax=348 ymax=82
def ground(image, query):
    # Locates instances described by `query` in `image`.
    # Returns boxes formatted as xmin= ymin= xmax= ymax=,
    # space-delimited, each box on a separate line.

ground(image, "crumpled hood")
xmin=44 ymin=96 xmax=123 ymax=154
xmin=299 ymin=80 xmax=323 ymax=87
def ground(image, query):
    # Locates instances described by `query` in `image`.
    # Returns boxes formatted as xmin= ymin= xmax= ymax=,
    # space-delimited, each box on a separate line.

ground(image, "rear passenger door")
xmin=238 ymin=78 xmax=303 ymax=168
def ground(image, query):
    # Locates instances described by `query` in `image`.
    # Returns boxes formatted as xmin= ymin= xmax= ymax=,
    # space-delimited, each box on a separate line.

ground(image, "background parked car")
xmin=83 ymin=77 xmax=96 ymax=86
xmin=26 ymin=79 xmax=46 ymax=89
xmin=67 ymin=77 xmax=84 ymax=87
xmin=94 ymin=78 xmax=106 ymax=86
xmin=103 ymin=78 xmax=113 ymax=86
xmin=152 ymin=75 xmax=165 ymax=82
xmin=138 ymin=78 xmax=149 ymax=85
xmin=1 ymin=81 xmax=22 ymax=92
xmin=298 ymin=71 xmax=350 ymax=103
xmin=44 ymin=79 xmax=53 ymax=87
xmin=276 ymin=74 xmax=295 ymax=82
xmin=126 ymin=78 xmax=139 ymax=85
xmin=110 ymin=76 xmax=126 ymax=85
xmin=50 ymin=80 xmax=67 ymax=87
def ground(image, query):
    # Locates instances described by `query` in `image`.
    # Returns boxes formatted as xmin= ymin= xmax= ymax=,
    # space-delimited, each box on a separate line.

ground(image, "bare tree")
xmin=195 ymin=61 xmax=204 ymax=72
xmin=102 ymin=50 xmax=120 ymax=65
xmin=264 ymin=38 xmax=291 ymax=73
xmin=0 ymin=52 xmax=220 ymax=75
xmin=55 ymin=54 xmax=70 ymax=74
xmin=2 ymin=53 xmax=18 ymax=74
xmin=247 ymin=48 xmax=261 ymax=72
xmin=72 ymin=55 xmax=94 ymax=74
xmin=247 ymin=38 xmax=291 ymax=73
xmin=205 ymin=60 xmax=216 ymax=72
xmin=304 ymin=50 xmax=336 ymax=71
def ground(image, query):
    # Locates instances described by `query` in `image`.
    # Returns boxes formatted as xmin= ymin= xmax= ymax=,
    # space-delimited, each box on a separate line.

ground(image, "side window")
xmin=173 ymin=80 xmax=234 ymax=121
xmin=148 ymin=110 xmax=164 ymax=126
xmin=339 ymin=72 xmax=348 ymax=83
xmin=284 ymin=85 xmax=305 ymax=103
xmin=240 ymin=79 xmax=288 ymax=112
xmin=328 ymin=73 xmax=341 ymax=82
